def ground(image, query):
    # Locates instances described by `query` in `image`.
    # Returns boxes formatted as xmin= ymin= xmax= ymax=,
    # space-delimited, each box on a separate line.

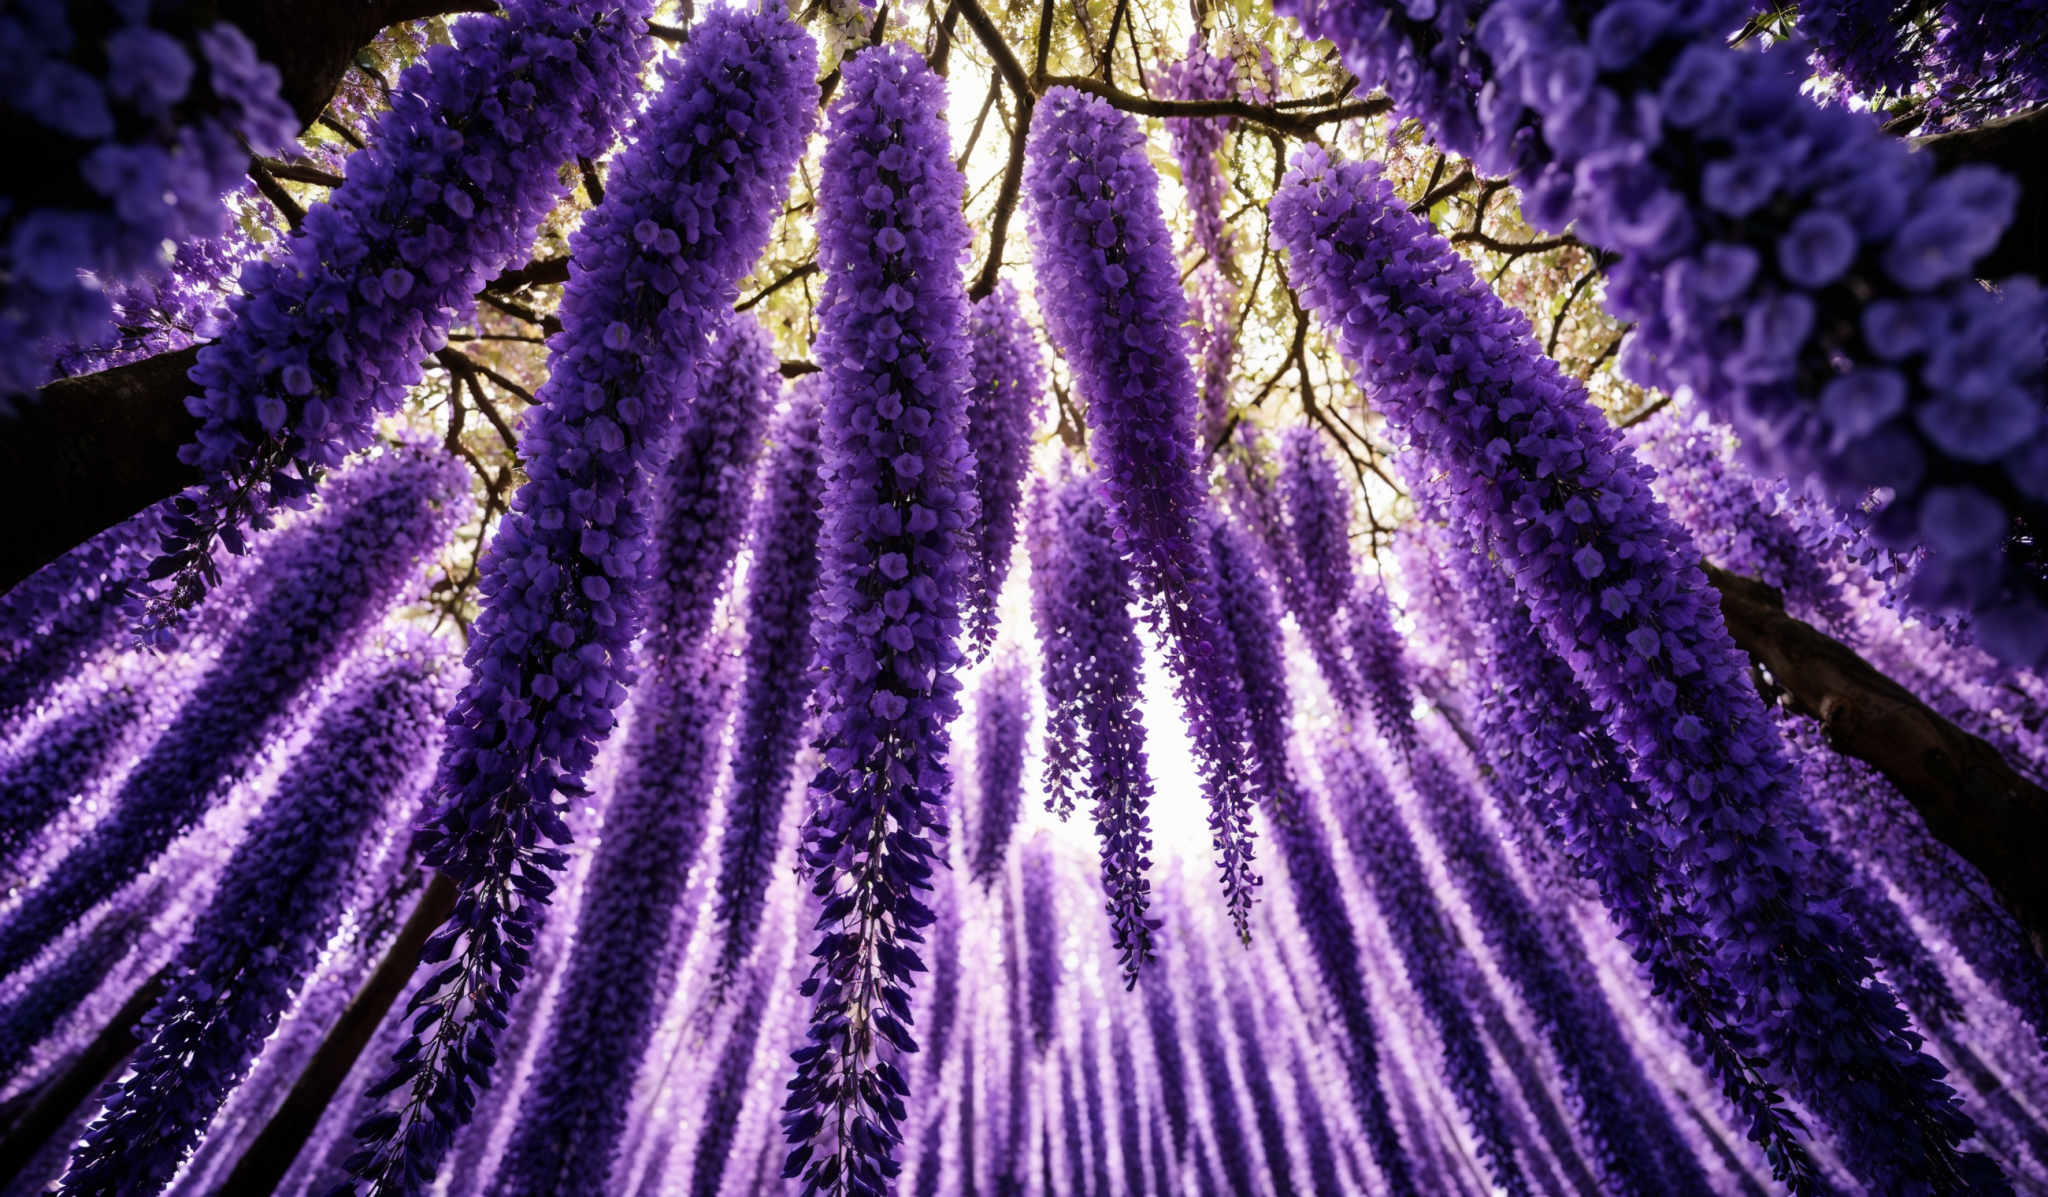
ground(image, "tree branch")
xmin=0 ymin=347 xmax=205 ymax=594
xmin=1707 ymin=564 xmax=2048 ymax=958
xmin=217 ymin=874 xmax=460 ymax=1194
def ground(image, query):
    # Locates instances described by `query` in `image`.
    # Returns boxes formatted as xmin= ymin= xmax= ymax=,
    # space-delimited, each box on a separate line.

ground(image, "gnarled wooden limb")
xmin=1707 ymin=564 xmax=2048 ymax=958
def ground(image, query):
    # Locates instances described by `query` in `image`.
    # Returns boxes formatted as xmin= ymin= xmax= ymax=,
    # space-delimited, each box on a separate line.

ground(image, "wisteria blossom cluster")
xmin=710 ymin=382 xmax=829 ymax=990
xmin=3 ymin=5 xmax=2046 ymax=1197
xmin=491 ymin=312 xmax=776 ymax=1196
xmin=150 ymin=0 xmax=658 ymax=622
xmin=1027 ymin=469 xmax=1160 ymax=981
xmin=782 ymin=43 xmax=975 ymax=1197
xmin=1274 ymin=145 xmax=2000 ymax=1192
xmin=959 ymin=283 xmax=1045 ymax=657
xmin=1272 ymin=0 xmax=2048 ymax=670
xmin=1025 ymin=87 xmax=1262 ymax=939
xmin=344 ymin=12 xmax=817 ymax=1189
xmin=60 ymin=635 xmax=453 ymax=1197
xmin=0 ymin=441 xmax=467 ymax=983
xmin=0 ymin=5 xmax=295 ymax=408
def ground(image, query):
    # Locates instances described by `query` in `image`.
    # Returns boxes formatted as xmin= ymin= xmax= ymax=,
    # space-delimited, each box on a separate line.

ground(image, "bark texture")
xmin=1708 ymin=564 xmax=2048 ymax=959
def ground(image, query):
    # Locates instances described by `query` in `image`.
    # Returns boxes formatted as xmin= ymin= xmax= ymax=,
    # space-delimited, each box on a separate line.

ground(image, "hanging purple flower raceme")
xmin=1320 ymin=740 xmax=1532 ymax=1197
xmin=0 ymin=679 xmax=144 ymax=874
xmin=960 ymin=282 xmax=1045 ymax=658
xmin=1025 ymin=470 xmax=1160 ymax=980
xmin=148 ymin=0 xmax=657 ymax=624
xmin=0 ymin=442 xmax=466 ymax=982
xmin=0 ymin=7 xmax=295 ymax=407
xmin=0 ymin=507 xmax=157 ymax=671
xmin=343 ymin=15 xmax=818 ymax=1193
xmin=1224 ymin=981 xmax=1298 ymax=1197
xmin=1206 ymin=511 xmax=1414 ymax=1193
xmin=0 ymin=504 xmax=173 ymax=734
xmin=1276 ymin=0 xmax=2048 ymax=668
xmin=1630 ymin=414 xmax=1854 ymax=632
xmin=969 ymin=650 xmax=1030 ymax=883
xmin=491 ymin=316 xmax=776 ymax=1197
xmin=1138 ymin=962 xmax=1192 ymax=1160
xmin=995 ymin=882 xmax=1034 ymax=1189
xmin=1160 ymin=36 xmax=1242 ymax=446
xmin=921 ymin=875 xmax=962 ymax=1083
xmin=1411 ymin=732 xmax=1704 ymax=1197
xmin=57 ymin=635 xmax=454 ymax=1197
xmin=1024 ymin=88 xmax=1261 ymax=938
xmin=1444 ymin=524 xmax=1822 ymax=1185
xmin=1178 ymin=938 xmax=1259 ymax=1197
xmin=781 ymin=43 xmax=974 ymax=1197
xmin=1157 ymin=36 xmax=1235 ymax=267
xmin=1347 ymin=566 xmax=1701 ymax=1193
xmin=1022 ymin=841 xmax=1060 ymax=1052
xmin=690 ymin=955 xmax=782 ymax=1197
xmin=710 ymin=381 xmax=828 ymax=991
xmin=1077 ymin=1024 xmax=1113 ymax=1197
xmin=0 ymin=896 xmax=155 ymax=1082
xmin=1793 ymin=695 xmax=2048 ymax=1047
xmin=1272 ymin=148 xmax=2000 ymax=1193
xmin=1272 ymin=426 xmax=1367 ymax=710
xmin=1109 ymin=1026 xmax=1149 ymax=1197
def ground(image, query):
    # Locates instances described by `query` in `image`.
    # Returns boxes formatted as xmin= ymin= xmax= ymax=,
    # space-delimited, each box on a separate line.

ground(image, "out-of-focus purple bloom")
xmin=961 ymin=283 xmax=1045 ymax=657
xmin=0 ymin=9 xmax=293 ymax=409
xmin=968 ymin=650 xmax=1030 ymax=882
xmin=1321 ymin=740 xmax=1531 ymax=1197
xmin=0 ymin=442 xmax=465 ymax=983
xmin=1023 ymin=840 xmax=1060 ymax=1051
xmin=58 ymin=635 xmax=454 ymax=1197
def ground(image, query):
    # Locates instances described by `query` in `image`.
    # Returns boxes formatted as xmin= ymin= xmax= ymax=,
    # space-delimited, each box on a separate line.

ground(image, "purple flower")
xmin=1273 ymin=145 xmax=1999 ymax=1194
xmin=1024 ymin=86 xmax=1261 ymax=939
xmin=59 ymin=636 xmax=453 ymax=1197
xmin=149 ymin=0 xmax=660 ymax=624
xmin=709 ymin=382 xmax=828 ymax=992
xmin=2 ymin=12 xmax=292 ymax=408
xmin=490 ymin=313 xmax=777 ymax=1195
xmin=1273 ymin=0 xmax=2048 ymax=670
xmin=1026 ymin=468 xmax=1159 ymax=982
xmin=968 ymin=650 xmax=1030 ymax=882
xmin=342 ymin=13 xmax=817 ymax=1191
xmin=960 ymin=282 xmax=1045 ymax=657
xmin=781 ymin=44 xmax=973 ymax=1197
xmin=1320 ymin=740 xmax=1531 ymax=1197
xmin=1207 ymin=510 xmax=1415 ymax=1192
xmin=0 ymin=442 xmax=466 ymax=983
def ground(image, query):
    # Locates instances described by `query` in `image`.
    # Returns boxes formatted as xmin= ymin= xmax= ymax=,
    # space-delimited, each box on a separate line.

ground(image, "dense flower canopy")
xmin=1 ymin=2 xmax=2045 ymax=1196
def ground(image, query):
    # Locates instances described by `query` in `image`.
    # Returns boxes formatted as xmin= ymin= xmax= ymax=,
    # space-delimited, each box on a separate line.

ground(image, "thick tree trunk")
xmin=221 ymin=1 xmax=498 ymax=127
xmin=0 ymin=348 xmax=205 ymax=595
xmin=216 ymin=873 xmax=459 ymax=1195
xmin=0 ymin=968 xmax=169 ymax=1188
xmin=1707 ymin=565 xmax=2048 ymax=959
